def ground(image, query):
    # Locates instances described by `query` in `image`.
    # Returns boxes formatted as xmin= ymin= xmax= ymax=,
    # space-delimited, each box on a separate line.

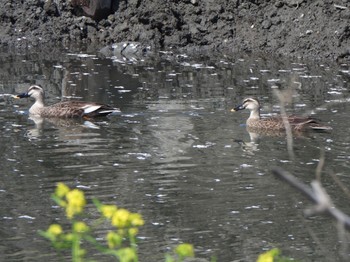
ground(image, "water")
xmin=0 ymin=47 xmax=349 ymax=261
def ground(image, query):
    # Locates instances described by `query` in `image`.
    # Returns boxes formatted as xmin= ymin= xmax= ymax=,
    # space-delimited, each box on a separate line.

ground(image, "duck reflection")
xmin=235 ymin=126 xmax=320 ymax=155
xmin=25 ymin=114 xmax=100 ymax=139
xmin=234 ymin=128 xmax=263 ymax=155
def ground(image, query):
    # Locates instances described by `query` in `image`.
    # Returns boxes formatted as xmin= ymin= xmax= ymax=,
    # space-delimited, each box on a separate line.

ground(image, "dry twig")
xmin=272 ymin=167 xmax=350 ymax=231
xmin=273 ymin=89 xmax=295 ymax=160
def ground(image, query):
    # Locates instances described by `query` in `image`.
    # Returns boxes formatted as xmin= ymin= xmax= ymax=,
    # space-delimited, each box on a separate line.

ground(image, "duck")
xmin=231 ymin=97 xmax=332 ymax=131
xmin=16 ymin=85 xmax=120 ymax=118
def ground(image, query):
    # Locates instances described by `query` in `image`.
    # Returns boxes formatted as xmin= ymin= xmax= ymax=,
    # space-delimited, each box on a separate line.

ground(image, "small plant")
xmin=39 ymin=183 xmax=195 ymax=262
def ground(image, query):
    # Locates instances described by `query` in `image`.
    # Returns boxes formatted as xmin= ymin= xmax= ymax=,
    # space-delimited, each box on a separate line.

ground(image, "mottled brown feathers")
xmin=233 ymin=98 xmax=332 ymax=131
xmin=17 ymin=85 xmax=120 ymax=118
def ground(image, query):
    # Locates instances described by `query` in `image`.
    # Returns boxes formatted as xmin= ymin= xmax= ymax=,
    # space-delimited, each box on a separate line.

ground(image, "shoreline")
xmin=0 ymin=0 xmax=349 ymax=62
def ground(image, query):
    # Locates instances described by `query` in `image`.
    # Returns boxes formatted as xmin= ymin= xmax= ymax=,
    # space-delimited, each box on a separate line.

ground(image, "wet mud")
xmin=0 ymin=0 xmax=349 ymax=61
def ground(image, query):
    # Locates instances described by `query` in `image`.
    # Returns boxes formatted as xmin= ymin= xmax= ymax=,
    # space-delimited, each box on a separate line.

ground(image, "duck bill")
xmin=16 ymin=92 xmax=30 ymax=99
xmin=230 ymin=104 xmax=245 ymax=112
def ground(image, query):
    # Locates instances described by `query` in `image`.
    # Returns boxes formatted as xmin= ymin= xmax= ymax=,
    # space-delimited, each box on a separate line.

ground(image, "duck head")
xmin=232 ymin=98 xmax=260 ymax=112
xmin=231 ymin=97 xmax=261 ymax=120
xmin=17 ymin=85 xmax=45 ymax=100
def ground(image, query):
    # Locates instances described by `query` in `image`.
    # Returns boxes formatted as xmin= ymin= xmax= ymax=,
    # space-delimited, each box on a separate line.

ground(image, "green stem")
xmin=84 ymin=235 xmax=119 ymax=258
xmin=72 ymin=233 xmax=81 ymax=262
xmin=129 ymin=231 xmax=138 ymax=262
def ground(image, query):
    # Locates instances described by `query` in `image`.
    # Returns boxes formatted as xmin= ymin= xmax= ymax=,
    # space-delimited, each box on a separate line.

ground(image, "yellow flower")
xmin=106 ymin=231 xmax=122 ymax=249
xmin=66 ymin=189 xmax=86 ymax=207
xmin=175 ymin=243 xmax=194 ymax=258
xmin=111 ymin=209 xmax=130 ymax=228
xmin=65 ymin=189 xmax=86 ymax=219
xmin=128 ymin=227 xmax=138 ymax=237
xmin=257 ymin=248 xmax=281 ymax=262
xmin=73 ymin=221 xmax=89 ymax=233
xmin=116 ymin=247 xmax=137 ymax=262
xmin=101 ymin=205 xmax=118 ymax=219
xmin=47 ymin=224 xmax=62 ymax=236
xmin=64 ymin=233 xmax=74 ymax=242
xmin=129 ymin=213 xmax=144 ymax=227
xmin=55 ymin=183 xmax=70 ymax=198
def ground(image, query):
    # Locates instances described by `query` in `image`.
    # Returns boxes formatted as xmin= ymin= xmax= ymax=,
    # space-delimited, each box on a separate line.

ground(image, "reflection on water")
xmin=25 ymin=115 xmax=105 ymax=139
xmin=0 ymin=47 xmax=349 ymax=261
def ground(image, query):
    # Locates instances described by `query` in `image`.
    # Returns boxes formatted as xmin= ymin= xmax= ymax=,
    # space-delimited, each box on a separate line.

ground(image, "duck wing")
xmin=260 ymin=115 xmax=331 ymax=131
xmin=80 ymin=102 xmax=120 ymax=117
xmin=43 ymin=101 xmax=120 ymax=118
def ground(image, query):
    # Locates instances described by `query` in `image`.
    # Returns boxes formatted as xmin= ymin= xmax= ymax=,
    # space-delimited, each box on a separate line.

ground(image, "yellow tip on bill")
xmin=230 ymin=108 xmax=236 ymax=112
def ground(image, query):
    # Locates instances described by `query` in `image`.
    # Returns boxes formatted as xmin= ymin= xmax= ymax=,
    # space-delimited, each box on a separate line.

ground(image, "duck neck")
xmin=29 ymin=97 xmax=45 ymax=115
xmin=248 ymin=108 xmax=261 ymax=120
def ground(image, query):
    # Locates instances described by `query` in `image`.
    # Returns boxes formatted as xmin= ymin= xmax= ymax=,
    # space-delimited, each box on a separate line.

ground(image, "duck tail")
xmin=98 ymin=108 xmax=121 ymax=116
xmin=309 ymin=124 xmax=332 ymax=131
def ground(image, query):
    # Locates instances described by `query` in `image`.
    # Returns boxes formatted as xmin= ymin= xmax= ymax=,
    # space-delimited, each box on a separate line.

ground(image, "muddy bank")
xmin=0 ymin=0 xmax=349 ymax=61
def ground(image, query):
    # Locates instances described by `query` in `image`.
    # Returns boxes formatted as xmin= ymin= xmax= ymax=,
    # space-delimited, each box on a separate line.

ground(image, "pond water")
xmin=0 ymin=47 xmax=349 ymax=261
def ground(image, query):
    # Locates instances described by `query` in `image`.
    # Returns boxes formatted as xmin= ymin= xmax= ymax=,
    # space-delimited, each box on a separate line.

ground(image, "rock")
xmin=43 ymin=0 xmax=59 ymax=16
xmin=284 ymin=0 xmax=305 ymax=7
xmin=275 ymin=1 xmax=284 ymax=8
xmin=261 ymin=20 xmax=272 ymax=29
xmin=71 ymin=0 xmax=114 ymax=21
xmin=99 ymin=42 xmax=152 ymax=61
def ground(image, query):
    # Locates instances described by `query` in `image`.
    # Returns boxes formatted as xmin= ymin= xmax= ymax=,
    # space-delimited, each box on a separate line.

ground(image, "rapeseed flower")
xmin=128 ymin=227 xmax=138 ymax=237
xmin=73 ymin=221 xmax=89 ymax=233
xmin=116 ymin=247 xmax=137 ymax=262
xmin=47 ymin=224 xmax=63 ymax=236
xmin=175 ymin=243 xmax=194 ymax=258
xmin=55 ymin=183 xmax=70 ymax=198
xmin=65 ymin=189 xmax=86 ymax=219
xmin=106 ymin=231 xmax=122 ymax=249
xmin=129 ymin=213 xmax=144 ymax=227
xmin=257 ymin=248 xmax=281 ymax=262
xmin=101 ymin=204 xmax=118 ymax=219
xmin=64 ymin=233 xmax=74 ymax=242
xmin=111 ymin=208 xmax=130 ymax=228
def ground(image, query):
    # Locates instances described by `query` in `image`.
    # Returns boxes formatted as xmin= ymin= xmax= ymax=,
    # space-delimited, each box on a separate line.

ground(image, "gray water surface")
xmin=0 ymin=48 xmax=349 ymax=261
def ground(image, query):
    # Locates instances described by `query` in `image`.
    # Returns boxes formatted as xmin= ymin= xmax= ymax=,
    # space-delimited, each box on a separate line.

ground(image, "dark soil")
xmin=0 ymin=0 xmax=349 ymax=62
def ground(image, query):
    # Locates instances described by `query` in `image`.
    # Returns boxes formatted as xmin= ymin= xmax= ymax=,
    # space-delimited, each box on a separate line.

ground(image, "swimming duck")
xmin=232 ymin=98 xmax=332 ymax=131
xmin=16 ymin=85 xmax=120 ymax=118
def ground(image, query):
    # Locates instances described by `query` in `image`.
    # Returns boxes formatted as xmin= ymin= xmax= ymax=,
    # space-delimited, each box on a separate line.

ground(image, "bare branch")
xmin=315 ymin=150 xmax=325 ymax=181
xmin=273 ymin=89 xmax=295 ymax=160
xmin=329 ymin=171 xmax=350 ymax=199
xmin=272 ymin=167 xmax=350 ymax=231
